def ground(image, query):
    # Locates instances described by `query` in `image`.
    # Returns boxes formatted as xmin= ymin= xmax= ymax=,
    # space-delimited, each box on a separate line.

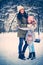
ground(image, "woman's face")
xmin=28 ymin=16 xmax=34 ymax=24
xmin=20 ymin=9 xmax=24 ymax=14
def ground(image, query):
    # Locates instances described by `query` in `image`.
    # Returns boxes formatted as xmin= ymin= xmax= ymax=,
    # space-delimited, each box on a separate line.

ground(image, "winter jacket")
xmin=26 ymin=21 xmax=37 ymax=44
xmin=17 ymin=12 xmax=28 ymax=38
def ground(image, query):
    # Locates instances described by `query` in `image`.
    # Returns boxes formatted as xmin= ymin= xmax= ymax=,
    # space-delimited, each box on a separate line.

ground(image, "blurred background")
xmin=0 ymin=0 xmax=43 ymax=33
xmin=0 ymin=0 xmax=43 ymax=65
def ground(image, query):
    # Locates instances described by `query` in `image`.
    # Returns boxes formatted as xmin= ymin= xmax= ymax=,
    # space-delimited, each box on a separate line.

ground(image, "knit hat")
xmin=17 ymin=5 xmax=24 ymax=12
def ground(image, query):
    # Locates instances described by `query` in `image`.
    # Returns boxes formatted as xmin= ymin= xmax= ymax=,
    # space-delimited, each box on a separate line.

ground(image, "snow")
xmin=0 ymin=32 xmax=43 ymax=65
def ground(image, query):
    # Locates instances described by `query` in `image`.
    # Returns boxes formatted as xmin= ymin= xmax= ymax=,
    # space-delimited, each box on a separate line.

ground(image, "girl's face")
xmin=20 ymin=9 xmax=24 ymax=14
xmin=27 ymin=35 xmax=33 ymax=41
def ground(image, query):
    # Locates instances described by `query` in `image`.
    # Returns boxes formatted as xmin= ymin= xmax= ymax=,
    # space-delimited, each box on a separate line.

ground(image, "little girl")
xmin=26 ymin=15 xmax=37 ymax=60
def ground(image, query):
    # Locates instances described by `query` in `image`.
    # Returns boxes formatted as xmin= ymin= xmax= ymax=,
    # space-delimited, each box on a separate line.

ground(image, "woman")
xmin=17 ymin=5 xmax=28 ymax=60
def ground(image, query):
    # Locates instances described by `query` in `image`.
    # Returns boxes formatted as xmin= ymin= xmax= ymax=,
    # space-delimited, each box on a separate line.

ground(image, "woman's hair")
xmin=17 ymin=11 xmax=28 ymax=20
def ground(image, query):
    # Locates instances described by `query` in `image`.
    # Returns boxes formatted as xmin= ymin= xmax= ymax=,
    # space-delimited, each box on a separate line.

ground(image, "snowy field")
xmin=0 ymin=32 xmax=43 ymax=65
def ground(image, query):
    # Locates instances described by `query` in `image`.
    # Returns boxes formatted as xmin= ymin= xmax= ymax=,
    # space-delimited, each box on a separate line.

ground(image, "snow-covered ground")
xmin=0 ymin=32 xmax=43 ymax=65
